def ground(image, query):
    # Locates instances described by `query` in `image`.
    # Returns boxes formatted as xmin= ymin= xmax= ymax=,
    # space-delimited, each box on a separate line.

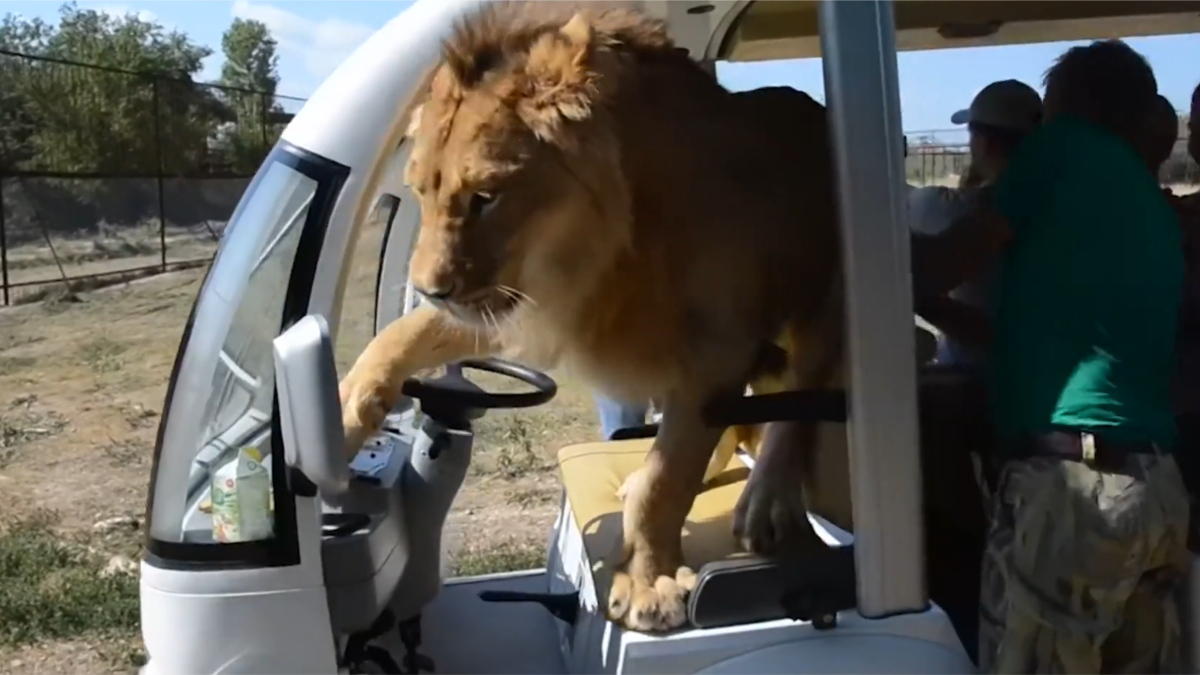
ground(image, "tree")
xmin=0 ymin=2 xmax=218 ymax=237
xmin=1 ymin=3 xmax=215 ymax=178
xmin=0 ymin=14 xmax=56 ymax=172
xmin=215 ymin=18 xmax=283 ymax=173
xmin=220 ymin=18 xmax=278 ymax=94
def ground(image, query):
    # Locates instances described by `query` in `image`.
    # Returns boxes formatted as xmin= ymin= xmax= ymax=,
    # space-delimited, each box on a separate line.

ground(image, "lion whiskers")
xmin=497 ymin=284 xmax=536 ymax=307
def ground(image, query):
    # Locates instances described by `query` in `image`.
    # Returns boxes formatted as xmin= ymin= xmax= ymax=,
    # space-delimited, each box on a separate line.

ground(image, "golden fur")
xmin=617 ymin=332 xmax=796 ymax=503
xmin=338 ymin=2 xmax=847 ymax=632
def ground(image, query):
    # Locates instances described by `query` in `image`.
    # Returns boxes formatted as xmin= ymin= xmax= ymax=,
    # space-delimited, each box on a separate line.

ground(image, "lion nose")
xmin=414 ymin=280 xmax=458 ymax=301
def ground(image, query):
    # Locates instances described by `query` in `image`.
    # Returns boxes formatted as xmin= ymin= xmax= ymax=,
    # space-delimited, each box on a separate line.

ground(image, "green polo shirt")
xmin=989 ymin=115 xmax=1182 ymax=448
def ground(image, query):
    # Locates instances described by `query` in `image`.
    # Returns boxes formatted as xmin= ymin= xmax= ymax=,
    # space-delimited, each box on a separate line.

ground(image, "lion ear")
xmin=515 ymin=11 xmax=599 ymax=141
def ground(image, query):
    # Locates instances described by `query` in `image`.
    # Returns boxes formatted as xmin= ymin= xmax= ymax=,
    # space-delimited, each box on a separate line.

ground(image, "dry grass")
xmin=10 ymin=179 xmax=1193 ymax=672
xmin=2 ymin=223 xmax=219 ymax=306
xmin=0 ymin=217 xmax=599 ymax=672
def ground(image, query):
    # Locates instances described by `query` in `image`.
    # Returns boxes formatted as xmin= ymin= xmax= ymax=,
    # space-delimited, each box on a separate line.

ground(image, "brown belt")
xmin=1009 ymin=430 xmax=1161 ymax=472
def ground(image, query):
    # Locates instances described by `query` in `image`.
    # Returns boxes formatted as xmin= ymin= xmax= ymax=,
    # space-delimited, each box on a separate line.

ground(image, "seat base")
xmin=545 ymin=485 xmax=971 ymax=674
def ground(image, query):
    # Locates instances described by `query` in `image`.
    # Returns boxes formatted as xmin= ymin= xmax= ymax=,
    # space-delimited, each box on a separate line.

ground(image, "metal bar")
xmin=152 ymin=77 xmax=168 ymax=272
xmin=0 ymin=178 xmax=9 ymax=306
xmin=818 ymin=0 xmax=927 ymax=618
xmin=0 ymin=48 xmax=285 ymax=97
xmin=1 ymin=170 xmax=260 ymax=180
xmin=3 ymin=257 xmax=210 ymax=291
xmin=260 ymin=91 xmax=270 ymax=162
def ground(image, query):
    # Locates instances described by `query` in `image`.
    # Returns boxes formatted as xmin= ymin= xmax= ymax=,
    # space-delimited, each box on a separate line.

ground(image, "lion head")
xmin=402 ymin=3 xmax=674 ymax=330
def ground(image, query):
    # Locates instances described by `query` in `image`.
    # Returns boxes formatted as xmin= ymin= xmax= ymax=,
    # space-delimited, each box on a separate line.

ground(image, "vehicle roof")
xmin=714 ymin=1 xmax=1200 ymax=62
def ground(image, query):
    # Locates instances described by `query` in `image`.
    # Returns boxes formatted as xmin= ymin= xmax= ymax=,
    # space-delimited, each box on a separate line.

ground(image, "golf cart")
xmin=137 ymin=1 xmax=1200 ymax=674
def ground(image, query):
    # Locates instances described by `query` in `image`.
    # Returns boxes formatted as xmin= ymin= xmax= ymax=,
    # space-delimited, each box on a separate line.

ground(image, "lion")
xmin=617 ymin=332 xmax=797 ymax=503
xmin=337 ymin=3 xmax=849 ymax=632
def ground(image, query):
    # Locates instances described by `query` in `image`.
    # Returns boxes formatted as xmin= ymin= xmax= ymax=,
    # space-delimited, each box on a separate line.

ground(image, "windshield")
xmin=147 ymin=144 xmax=346 ymax=555
xmin=200 ymin=163 xmax=314 ymax=451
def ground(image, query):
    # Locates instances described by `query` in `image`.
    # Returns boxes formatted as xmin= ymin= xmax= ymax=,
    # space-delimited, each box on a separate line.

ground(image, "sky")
xmin=5 ymin=0 xmax=1199 ymax=140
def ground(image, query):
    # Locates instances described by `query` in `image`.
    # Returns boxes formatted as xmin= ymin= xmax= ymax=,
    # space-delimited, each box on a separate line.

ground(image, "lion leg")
xmin=339 ymin=304 xmax=491 ymax=457
xmin=618 ymin=424 xmax=742 ymax=502
xmin=733 ymin=420 xmax=827 ymax=556
xmin=733 ymin=311 xmax=843 ymax=556
xmin=607 ymin=391 xmax=726 ymax=632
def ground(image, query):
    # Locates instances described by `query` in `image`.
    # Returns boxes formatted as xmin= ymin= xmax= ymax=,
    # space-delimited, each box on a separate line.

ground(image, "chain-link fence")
xmin=0 ymin=49 xmax=307 ymax=305
xmin=904 ymin=128 xmax=1200 ymax=188
xmin=3 ymin=55 xmax=1196 ymax=306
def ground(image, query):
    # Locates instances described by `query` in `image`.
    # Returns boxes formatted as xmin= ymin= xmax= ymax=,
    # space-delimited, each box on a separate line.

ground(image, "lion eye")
xmin=468 ymin=191 xmax=498 ymax=219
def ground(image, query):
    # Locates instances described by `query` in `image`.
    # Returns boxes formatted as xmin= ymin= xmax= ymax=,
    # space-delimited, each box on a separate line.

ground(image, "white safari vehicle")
xmin=137 ymin=1 xmax=1200 ymax=673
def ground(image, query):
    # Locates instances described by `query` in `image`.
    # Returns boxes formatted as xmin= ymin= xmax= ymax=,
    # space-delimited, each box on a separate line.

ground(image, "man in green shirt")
xmin=913 ymin=40 xmax=1189 ymax=674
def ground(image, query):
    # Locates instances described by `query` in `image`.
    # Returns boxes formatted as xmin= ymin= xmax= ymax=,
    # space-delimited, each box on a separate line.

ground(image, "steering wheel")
xmin=400 ymin=357 xmax=558 ymax=423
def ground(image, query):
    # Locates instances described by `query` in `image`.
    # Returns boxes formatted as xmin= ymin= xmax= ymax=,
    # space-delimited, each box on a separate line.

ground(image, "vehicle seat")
xmin=554 ymin=363 xmax=990 ymax=638
xmin=559 ymin=439 xmax=751 ymax=572
xmin=556 ymin=425 xmax=859 ymax=624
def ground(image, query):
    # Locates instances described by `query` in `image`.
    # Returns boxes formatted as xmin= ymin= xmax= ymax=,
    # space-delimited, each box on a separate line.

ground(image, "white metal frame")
xmin=817 ymin=0 xmax=926 ymax=617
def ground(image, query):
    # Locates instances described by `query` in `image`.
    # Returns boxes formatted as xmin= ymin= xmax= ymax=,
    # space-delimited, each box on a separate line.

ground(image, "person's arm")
xmin=914 ymin=294 xmax=992 ymax=352
xmin=911 ymin=129 xmax=1056 ymax=300
xmin=911 ymin=195 xmax=1011 ymax=299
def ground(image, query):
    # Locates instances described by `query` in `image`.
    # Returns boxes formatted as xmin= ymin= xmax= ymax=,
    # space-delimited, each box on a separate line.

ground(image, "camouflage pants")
xmin=978 ymin=451 xmax=1191 ymax=674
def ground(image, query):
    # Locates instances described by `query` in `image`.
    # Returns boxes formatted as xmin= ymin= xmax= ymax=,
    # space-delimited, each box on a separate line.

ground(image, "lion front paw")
xmin=338 ymin=375 xmax=391 ymax=459
xmin=607 ymin=563 xmax=696 ymax=632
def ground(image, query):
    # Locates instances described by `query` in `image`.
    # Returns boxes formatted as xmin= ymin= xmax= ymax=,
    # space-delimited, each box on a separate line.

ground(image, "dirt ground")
xmin=3 ymin=179 xmax=1197 ymax=673
xmin=0 ymin=217 xmax=600 ymax=672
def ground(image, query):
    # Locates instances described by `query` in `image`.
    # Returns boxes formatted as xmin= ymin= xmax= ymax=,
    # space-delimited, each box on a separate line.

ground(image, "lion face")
xmin=404 ymin=83 xmax=583 ymax=327
xmin=402 ymin=11 xmax=631 ymax=331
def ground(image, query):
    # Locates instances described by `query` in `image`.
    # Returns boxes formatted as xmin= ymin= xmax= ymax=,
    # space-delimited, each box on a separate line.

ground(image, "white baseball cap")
xmin=950 ymin=80 xmax=1043 ymax=133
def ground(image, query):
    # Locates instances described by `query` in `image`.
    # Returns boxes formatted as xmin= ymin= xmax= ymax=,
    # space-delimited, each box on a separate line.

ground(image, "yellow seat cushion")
xmin=556 ymin=438 xmax=752 ymax=586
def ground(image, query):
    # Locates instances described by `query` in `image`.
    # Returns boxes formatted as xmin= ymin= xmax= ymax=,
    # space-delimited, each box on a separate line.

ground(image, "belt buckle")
xmin=1081 ymin=432 xmax=1097 ymax=463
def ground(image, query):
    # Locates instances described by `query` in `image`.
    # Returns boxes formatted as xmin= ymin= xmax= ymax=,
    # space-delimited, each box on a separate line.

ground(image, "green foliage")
xmin=0 ymin=2 xmax=284 ymax=178
xmin=215 ymin=18 xmax=284 ymax=174
xmin=0 ymin=510 xmax=140 ymax=646
xmin=0 ymin=3 xmax=213 ymax=176
xmin=0 ymin=4 xmax=289 ymax=241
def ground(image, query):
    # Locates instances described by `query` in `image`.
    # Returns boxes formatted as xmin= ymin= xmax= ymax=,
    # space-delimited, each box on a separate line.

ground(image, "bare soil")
xmin=0 ymin=218 xmax=599 ymax=672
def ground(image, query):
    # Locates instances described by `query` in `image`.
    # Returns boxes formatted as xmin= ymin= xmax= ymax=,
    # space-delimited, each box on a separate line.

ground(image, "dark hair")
xmin=1144 ymin=94 xmax=1179 ymax=172
xmin=1042 ymin=39 xmax=1157 ymax=145
xmin=968 ymin=120 xmax=1032 ymax=157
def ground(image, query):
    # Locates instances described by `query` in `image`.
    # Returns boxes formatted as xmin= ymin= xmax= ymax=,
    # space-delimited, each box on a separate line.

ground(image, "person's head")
xmin=950 ymin=79 xmax=1043 ymax=183
xmin=1189 ymin=81 xmax=1200 ymax=165
xmin=1042 ymin=39 xmax=1158 ymax=148
xmin=1141 ymin=94 xmax=1179 ymax=175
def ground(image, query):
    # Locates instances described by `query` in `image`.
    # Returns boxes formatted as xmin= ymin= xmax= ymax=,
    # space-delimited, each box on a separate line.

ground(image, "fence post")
xmin=0 ymin=178 xmax=9 ymax=306
xmin=152 ymin=76 xmax=168 ymax=272
xmin=260 ymin=91 xmax=269 ymax=163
